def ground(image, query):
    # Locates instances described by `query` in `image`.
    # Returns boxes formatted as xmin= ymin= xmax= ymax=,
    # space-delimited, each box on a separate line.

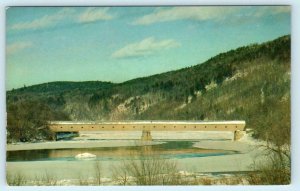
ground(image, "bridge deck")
xmin=49 ymin=120 xmax=246 ymax=132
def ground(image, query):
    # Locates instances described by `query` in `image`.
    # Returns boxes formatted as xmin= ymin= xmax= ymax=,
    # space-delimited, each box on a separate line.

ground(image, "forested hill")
xmin=7 ymin=35 xmax=290 ymax=143
xmin=9 ymin=81 xmax=114 ymax=94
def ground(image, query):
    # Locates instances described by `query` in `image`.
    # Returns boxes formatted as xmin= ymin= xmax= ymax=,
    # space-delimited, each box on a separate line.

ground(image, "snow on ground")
xmin=7 ymin=131 xmax=234 ymax=151
xmin=6 ymin=131 xmax=267 ymax=185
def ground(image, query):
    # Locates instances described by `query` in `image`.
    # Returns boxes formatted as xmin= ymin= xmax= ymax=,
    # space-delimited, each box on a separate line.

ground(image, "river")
xmin=6 ymin=131 xmax=260 ymax=185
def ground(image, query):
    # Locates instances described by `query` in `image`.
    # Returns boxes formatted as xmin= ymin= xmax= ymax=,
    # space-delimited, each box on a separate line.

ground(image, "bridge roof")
xmin=49 ymin=120 xmax=245 ymax=125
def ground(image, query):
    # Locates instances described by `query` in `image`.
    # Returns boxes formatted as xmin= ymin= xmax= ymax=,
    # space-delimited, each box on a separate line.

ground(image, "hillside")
xmin=6 ymin=35 xmax=290 ymax=143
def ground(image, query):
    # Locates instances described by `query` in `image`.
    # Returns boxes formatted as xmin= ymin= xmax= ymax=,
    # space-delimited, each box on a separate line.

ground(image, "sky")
xmin=6 ymin=6 xmax=290 ymax=90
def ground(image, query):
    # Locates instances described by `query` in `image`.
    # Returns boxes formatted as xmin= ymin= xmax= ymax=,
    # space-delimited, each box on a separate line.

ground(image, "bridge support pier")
xmin=233 ymin=130 xmax=245 ymax=141
xmin=141 ymin=130 xmax=152 ymax=141
xmin=52 ymin=133 xmax=57 ymax=141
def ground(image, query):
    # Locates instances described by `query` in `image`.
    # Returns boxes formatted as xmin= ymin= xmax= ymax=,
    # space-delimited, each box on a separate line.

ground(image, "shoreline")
xmin=6 ymin=139 xmax=164 ymax=151
xmin=7 ymin=131 xmax=234 ymax=151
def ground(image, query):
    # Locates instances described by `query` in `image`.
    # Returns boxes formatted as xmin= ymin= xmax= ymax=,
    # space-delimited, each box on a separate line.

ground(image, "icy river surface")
xmin=6 ymin=131 xmax=259 ymax=184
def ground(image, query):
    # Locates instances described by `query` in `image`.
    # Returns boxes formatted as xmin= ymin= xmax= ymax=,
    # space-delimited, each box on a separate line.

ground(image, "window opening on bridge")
xmin=81 ymin=127 xmax=83 ymax=129
xmin=92 ymin=127 xmax=94 ymax=128
xmin=164 ymin=126 xmax=166 ymax=128
xmin=123 ymin=126 xmax=124 ymax=128
xmin=184 ymin=126 xmax=186 ymax=128
xmin=194 ymin=126 xmax=196 ymax=128
xmin=102 ymin=126 xmax=104 ymax=128
xmin=205 ymin=126 xmax=207 ymax=128
xmin=215 ymin=126 xmax=217 ymax=128
xmin=174 ymin=126 xmax=176 ymax=128
xmin=133 ymin=126 xmax=135 ymax=128
xmin=112 ymin=126 xmax=114 ymax=128
xmin=225 ymin=126 xmax=227 ymax=128
xmin=71 ymin=127 xmax=73 ymax=128
xmin=60 ymin=127 xmax=62 ymax=128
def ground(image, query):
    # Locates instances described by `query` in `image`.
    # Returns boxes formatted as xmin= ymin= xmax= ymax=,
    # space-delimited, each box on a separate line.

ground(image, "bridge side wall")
xmin=49 ymin=123 xmax=245 ymax=132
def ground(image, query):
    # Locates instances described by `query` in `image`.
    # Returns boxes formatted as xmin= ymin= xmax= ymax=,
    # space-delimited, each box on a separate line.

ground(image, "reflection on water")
xmin=7 ymin=141 xmax=238 ymax=162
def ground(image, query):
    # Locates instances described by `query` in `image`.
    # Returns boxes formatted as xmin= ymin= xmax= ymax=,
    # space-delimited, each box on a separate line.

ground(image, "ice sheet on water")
xmin=75 ymin=152 xmax=96 ymax=160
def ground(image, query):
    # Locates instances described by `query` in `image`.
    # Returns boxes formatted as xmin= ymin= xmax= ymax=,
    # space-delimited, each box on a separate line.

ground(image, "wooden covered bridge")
xmin=48 ymin=120 xmax=246 ymax=141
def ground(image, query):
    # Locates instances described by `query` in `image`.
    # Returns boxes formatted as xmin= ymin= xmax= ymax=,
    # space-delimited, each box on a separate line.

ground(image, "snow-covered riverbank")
xmin=7 ymin=131 xmax=234 ymax=151
xmin=6 ymin=131 xmax=267 ymax=185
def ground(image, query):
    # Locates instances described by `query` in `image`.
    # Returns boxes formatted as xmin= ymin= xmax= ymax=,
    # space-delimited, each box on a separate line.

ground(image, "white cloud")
xmin=112 ymin=37 xmax=180 ymax=59
xmin=133 ymin=7 xmax=236 ymax=25
xmin=253 ymin=6 xmax=290 ymax=17
xmin=9 ymin=7 xmax=114 ymax=31
xmin=7 ymin=41 xmax=33 ymax=55
xmin=10 ymin=8 xmax=74 ymax=30
xmin=77 ymin=8 xmax=113 ymax=23
xmin=133 ymin=6 xmax=290 ymax=25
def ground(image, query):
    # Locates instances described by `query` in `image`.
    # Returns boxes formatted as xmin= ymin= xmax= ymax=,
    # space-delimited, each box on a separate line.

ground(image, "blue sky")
xmin=6 ymin=6 xmax=290 ymax=90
